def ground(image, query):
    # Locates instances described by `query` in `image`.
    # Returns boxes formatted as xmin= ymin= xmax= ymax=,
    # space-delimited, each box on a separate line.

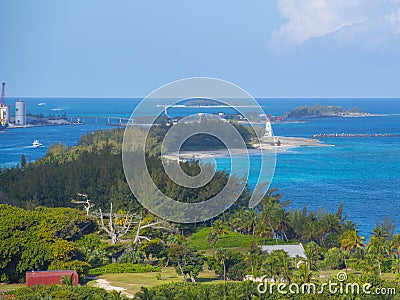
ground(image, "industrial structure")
xmin=0 ymin=82 xmax=9 ymax=130
xmin=15 ymin=99 xmax=26 ymax=126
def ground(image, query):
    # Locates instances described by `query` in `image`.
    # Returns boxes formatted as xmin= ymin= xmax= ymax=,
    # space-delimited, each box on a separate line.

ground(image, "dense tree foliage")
xmin=1 ymin=126 xmax=399 ymax=298
xmin=0 ymin=205 xmax=95 ymax=283
xmin=286 ymin=104 xmax=363 ymax=118
xmin=136 ymin=278 xmax=399 ymax=300
xmin=3 ymin=285 xmax=128 ymax=299
xmin=0 ymin=126 xmax=249 ymax=214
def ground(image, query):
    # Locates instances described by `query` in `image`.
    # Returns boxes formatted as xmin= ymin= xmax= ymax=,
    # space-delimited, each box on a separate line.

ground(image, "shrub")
xmin=3 ymin=285 xmax=128 ymax=300
xmin=227 ymin=261 xmax=247 ymax=281
xmin=118 ymin=250 xmax=145 ymax=264
xmin=48 ymin=260 xmax=91 ymax=281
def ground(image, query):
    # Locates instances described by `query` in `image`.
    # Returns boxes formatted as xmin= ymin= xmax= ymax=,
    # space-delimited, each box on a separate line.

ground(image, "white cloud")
xmin=387 ymin=8 xmax=400 ymax=33
xmin=272 ymin=0 xmax=400 ymax=49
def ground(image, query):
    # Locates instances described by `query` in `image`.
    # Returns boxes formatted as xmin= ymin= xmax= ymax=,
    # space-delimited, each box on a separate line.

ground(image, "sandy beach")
xmin=258 ymin=136 xmax=332 ymax=149
xmin=163 ymin=136 xmax=332 ymax=160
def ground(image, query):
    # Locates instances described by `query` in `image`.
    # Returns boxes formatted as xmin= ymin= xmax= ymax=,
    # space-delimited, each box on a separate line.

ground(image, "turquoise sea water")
xmin=1 ymin=98 xmax=400 ymax=237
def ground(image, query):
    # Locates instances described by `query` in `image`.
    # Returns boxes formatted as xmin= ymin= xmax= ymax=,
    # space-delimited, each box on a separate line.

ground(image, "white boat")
xmin=38 ymin=102 xmax=46 ymax=106
xmin=32 ymin=139 xmax=43 ymax=147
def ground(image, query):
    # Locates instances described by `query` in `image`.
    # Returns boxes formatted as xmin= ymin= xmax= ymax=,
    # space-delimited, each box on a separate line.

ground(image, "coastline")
xmin=163 ymin=136 xmax=332 ymax=160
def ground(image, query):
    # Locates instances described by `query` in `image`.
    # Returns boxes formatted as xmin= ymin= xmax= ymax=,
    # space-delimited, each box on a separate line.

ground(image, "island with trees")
xmin=286 ymin=104 xmax=376 ymax=119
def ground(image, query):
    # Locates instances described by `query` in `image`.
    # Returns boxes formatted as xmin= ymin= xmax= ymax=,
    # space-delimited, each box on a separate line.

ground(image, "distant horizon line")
xmin=3 ymin=96 xmax=400 ymax=100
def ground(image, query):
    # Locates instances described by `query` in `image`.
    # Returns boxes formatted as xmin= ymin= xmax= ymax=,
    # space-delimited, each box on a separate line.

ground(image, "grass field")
xmin=87 ymin=266 xmax=224 ymax=296
xmin=187 ymin=227 xmax=298 ymax=251
xmin=0 ymin=283 xmax=25 ymax=293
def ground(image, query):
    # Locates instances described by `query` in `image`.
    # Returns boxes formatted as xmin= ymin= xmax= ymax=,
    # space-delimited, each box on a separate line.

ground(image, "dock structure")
xmin=314 ymin=133 xmax=400 ymax=138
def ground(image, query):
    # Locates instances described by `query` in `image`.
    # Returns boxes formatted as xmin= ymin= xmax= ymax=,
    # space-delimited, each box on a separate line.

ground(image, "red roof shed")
xmin=26 ymin=270 xmax=79 ymax=287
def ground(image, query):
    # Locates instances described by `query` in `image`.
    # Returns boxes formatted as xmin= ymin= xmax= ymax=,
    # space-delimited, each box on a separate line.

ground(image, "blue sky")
xmin=1 ymin=0 xmax=400 ymax=98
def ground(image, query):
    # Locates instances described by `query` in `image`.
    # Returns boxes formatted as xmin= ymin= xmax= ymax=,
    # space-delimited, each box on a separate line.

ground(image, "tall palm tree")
xmin=212 ymin=220 xmax=227 ymax=236
xmin=340 ymin=229 xmax=365 ymax=273
xmin=341 ymin=221 xmax=358 ymax=232
xmin=323 ymin=213 xmax=341 ymax=235
xmin=229 ymin=207 xmax=246 ymax=233
xmin=276 ymin=250 xmax=293 ymax=283
xmin=390 ymin=234 xmax=400 ymax=273
xmin=256 ymin=209 xmax=277 ymax=239
xmin=243 ymin=208 xmax=258 ymax=236
xmin=340 ymin=230 xmax=366 ymax=252
xmin=372 ymin=227 xmax=389 ymax=241
xmin=302 ymin=221 xmax=318 ymax=243
xmin=207 ymin=230 xmax=219 ymax=257
xmin=367 ymin=236 xmax=390 ymax=276
xmin=272 ymin=208 xmax=291 ymax=241
xmin=304 ymin=242 xmax=321 ymax=271
xmin=216 ymin=248 xmax=228 ymax=281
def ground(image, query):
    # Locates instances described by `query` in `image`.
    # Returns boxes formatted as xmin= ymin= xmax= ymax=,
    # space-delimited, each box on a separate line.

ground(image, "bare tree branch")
xmin=71 ymin=193 xmax=95 ymax=216
xmin=98 ymin=202 xmax=136 ymax=245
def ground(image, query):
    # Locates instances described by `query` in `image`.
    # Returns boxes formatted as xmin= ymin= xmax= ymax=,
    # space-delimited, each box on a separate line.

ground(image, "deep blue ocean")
xmin=1 ymin=97 xmax=400 ymax=238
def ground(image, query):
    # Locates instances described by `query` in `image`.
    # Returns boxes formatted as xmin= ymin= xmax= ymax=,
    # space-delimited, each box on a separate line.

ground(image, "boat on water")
xmin=38 ymin=102 xmax=46 ymax=106
xmin=72 ymin=117 xmax=85 ymax=125
xmin=32 ymin=139 xmax=43 ymax=148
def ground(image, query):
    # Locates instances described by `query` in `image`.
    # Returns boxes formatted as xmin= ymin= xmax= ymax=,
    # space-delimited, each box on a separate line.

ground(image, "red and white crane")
xmin=1 ymin=82 xmax=4 ymax=106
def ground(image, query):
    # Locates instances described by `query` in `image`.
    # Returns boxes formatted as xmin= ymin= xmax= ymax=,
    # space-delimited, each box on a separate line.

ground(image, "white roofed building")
xmin=260 ymin=243 xmax=306 ymax=259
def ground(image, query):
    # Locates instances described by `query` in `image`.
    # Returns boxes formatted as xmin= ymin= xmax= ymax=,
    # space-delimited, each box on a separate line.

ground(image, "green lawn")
xmin=188 ymin=227 xmax=298 ymax=252
xmin=87 ymin=267 xmax=224 ymax=295
xmin=0 ymin=283 xmax=25 ymax=293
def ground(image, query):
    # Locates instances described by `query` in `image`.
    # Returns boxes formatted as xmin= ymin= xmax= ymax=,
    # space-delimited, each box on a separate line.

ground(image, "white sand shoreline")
xmin=163 ymin=136 xmax=332 ymax=160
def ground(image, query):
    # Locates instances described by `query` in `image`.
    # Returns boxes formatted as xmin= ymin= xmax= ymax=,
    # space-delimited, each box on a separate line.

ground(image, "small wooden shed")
xmin=26 ymin=270 xmax=79 ymax=287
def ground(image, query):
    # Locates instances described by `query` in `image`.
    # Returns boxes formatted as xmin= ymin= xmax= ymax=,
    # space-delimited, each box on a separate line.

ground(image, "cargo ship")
xmin=0 ymin=105 xmax=8 ymax=130
xmin=0 ymin=83 xmax=8 ymax=131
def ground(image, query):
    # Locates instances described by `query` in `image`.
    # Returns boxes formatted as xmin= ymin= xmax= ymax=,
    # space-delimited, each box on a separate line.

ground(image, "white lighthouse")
xmin=264 ymin=120 xmax=273 ymax=138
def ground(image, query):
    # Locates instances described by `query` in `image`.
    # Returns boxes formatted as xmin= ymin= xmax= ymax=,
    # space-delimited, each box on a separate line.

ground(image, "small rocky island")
xmin=286 ymin=104 xmax=373 ymax=118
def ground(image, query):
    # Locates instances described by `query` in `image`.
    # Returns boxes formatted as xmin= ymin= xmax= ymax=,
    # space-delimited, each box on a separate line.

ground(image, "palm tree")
xmin=294 ymin=262 xmax=315 ymax=284
xmin=229 ymin=208 xmax=246 ymax=233
xmin=341 ymin=221 xmax=358 ymax=232
xmin=258 ymin=188 xmax=286 ymax=211
xmin=302 ymin=221 xmax=318 ymax=243
xmin=323 ymin=213 xmax=341 ymax=235
xmin=391 ymin=234 xmax=400 ymax=273
xmin=357 ymin=253 xmax=375 ymax=276
xmin=304 ymin=242 xmax=321 ymax=271
xmin=207 ymin=230 xmax=219 ymax=257
xmin=212 ymin=220 xmax=227 ymax=236
xmin=372 ymin=227 xmax=389 ymax=241
xmin=216 ymin=248 xmax=228 ymax=281
xmin=340 ymin=230 xmax=366 ymax=252
xmin=290 ymin=207 xmax=308 ymax=240
xmin=276 ymin=250 xmax=293 ymax=283
xmin=246 ymin=240 xmax=260 ymax=275
xmin=243 ymin=208 xmax=258 ymax=236
xmin=367 ymin=236 xmax=390 ymax=276
xmin=255 ymin=210 xmax=276 ymax=239
xmin=340 ymin=229 xmax=365 ymax=273
xmin=323 ymin=247 xmax=343 ymax=277
xmin=272 ymin=208 xmax=291 ymax=241
xmin=335 ymin=202 xmax=347 ymax=226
